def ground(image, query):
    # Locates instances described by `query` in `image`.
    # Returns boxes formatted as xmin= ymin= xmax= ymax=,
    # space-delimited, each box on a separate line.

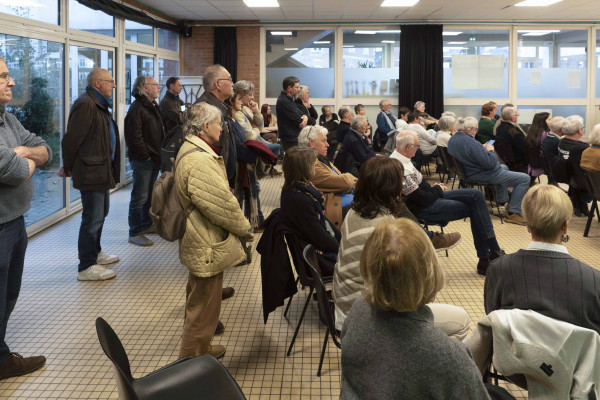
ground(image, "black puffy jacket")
xmin=125 ymin=94 xmax=166 ymax=166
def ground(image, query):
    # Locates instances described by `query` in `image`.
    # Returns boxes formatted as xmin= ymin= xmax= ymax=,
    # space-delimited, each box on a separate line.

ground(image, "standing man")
xmin=275 ymin=76 xmax=307 ymax=151
xmin=60 ymin=68 xmax=120 ymax=281
xmin=125 ymin=76 xmax=165 ymax=246
xmin=0 ymin=55 xmax=48 ymax=378
xmin=194 ymin=65 xmax=236 ymax=188
xmin=159 ymin=77 xmax=184 ymax=172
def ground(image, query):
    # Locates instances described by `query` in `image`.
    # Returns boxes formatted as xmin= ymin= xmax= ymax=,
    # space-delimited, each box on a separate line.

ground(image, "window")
xmin=596 ymin=30 xmax=600 ymax=98
xmin=517 ymin=30 xmax=587 ymax=98
xmin=125 ymin=53 xmax=155 ymax=108
xmin=0 ymin=0 xmax=58 ymax=25
xmin=265 ymin=29 xmax=335 ymax=98
xmin=158 ymin=58 xmax=179 ymax=99
xmin=517 ymin=105 xmax=587 ymax=130
xmin=342 ymin=29 xmax=400 ymax=98
xmin=158 ymin=28 xmax=178 ymax=51
xmin=1 ymin=34 xmax=64 ymax=226
xmin=126 ymin=20 xmax=154 ymax=47
xmin=69 ymin=1 xmax=114 ymax=37
xmin=443 ymin=30 xmax=509 ymax=99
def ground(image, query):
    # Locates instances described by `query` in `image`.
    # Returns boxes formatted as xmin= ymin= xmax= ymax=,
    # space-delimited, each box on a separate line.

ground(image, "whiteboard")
xmin=451 ymin=55 xmax=504 ymax=90
xmin=518 ymin=109 xmax=552 ymax=125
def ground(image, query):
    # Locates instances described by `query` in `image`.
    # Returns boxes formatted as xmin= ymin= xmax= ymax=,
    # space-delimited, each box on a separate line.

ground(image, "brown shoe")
xmin=246 ymin=233 xmax=254 ymax=242
xmin=207 ymin=345 xmax=226 ymax=359
xmin=215 ymin=320 xmax=225 ymax=335
xmin=0 ymin=353 xmax=46 ymax=380
xmin=431 ymin=232 xmax=462 ymax=251
xmin=270 ymin=168 xmax=282 ymax=177
xmin=222 ymin=287 xmax=235 ymax=300
xmin=505 ymin=213 xmax=526 ymax=226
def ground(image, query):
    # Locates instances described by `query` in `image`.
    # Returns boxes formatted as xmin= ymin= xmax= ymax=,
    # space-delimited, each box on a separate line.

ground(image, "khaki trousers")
xmin=179 ymin=272 xmax=223 ymax=358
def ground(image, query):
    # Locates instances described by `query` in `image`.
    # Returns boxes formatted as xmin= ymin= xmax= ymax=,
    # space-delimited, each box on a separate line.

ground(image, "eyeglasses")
xmin=99 ymin=79 xmax=115 ymax=84
xmin=0 ymin=72 xmax=13 ymax=83
xmin=217 ymin=77 xmax=233 ymax=83
xmin=408 ymin=143 xmax=420 ymax=148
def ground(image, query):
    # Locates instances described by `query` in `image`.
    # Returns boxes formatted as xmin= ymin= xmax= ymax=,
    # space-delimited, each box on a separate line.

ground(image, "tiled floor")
xmin=1 ymin=169 xmax=599 ymax=399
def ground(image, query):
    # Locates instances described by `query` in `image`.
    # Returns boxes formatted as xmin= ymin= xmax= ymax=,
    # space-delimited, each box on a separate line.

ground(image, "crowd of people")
xmin=2 ymin=58 xmax=600 ymax=399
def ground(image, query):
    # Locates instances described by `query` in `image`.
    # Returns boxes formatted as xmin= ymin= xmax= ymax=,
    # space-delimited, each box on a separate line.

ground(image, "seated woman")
xmin=414 ymin=100 xmax=438 ymax=126
xmin=478 ymin=102 xmax=497 ymax=144
xmin=580 ymin=123 xmax=600 ymax=172
xmin=175 ymin=103 xmax=250 ymax=359
xmin=260 ymin=103 xmax=278 ymax=143
xmin=294 ymin=85 xmax=318 ymax=126
xmin=485 ymin=184 xmax=600 ymax=334
xmin=341 ymin=218 xmax=489 ymax=399
xmin=298 ymin=125 xmax=357 ymax=229
xmin=435 ymin=115 xmax=456 ymax=148
xmin=334 ymin=115 xmax=377 ymax=177
xmin=319 ymin=105 xmax=339 ymax=128
xmin=525 ymin=112 xmax=551 ymax=185
xmin=333 ymin=156 xmax=466 ymax=337
xmin=281 ymin=146 xmax=340 ymax=276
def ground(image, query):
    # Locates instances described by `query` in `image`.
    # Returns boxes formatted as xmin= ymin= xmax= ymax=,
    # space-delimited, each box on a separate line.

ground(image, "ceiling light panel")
xmin=381 ymin=0 xmax=419 ymax=6
xmin=243 ymin=0 xmax=279 ymax=7
xmin=515 ymin=0 xmax=562 ymax=6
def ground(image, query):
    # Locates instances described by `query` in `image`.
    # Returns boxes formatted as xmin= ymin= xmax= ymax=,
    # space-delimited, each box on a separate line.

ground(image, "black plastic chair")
xmin=583 ymin=169 xmax=600 ymax=237
xmin=95 ymin=318 xmax=246 ymax=400
xmin=438 ymin=146 xmax=457 ymax=188
xmin=303 ymin=245 xmax=342 ymax=377
xmin=283 ymin=234 xmax=333 ymax=357
xmin=495 ymin=141 xmax=526 ymax=173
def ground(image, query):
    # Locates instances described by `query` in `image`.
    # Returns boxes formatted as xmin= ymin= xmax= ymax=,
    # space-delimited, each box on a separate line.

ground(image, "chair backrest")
xmin=303 ymin=245 xmax=341 ymax=349
xmin=438 ymin=146 xmax=455 ymax=171
xmin=568 ymin=158 xmax=587 ymax=190
xmin=525 ymin=142 xmax=545 ymax=170
xmin=450 ymin=154 xmax=468 ymax=184
xmin=284 ymin=233 xmax=313 ymax=287
xmin=584 ymin=169 xmax=600 ymax=200
xmin=494 ymin=141 xmax=517 ymax=164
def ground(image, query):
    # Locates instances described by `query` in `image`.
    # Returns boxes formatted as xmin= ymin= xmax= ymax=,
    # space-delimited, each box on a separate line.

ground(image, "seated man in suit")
xmin=495 ymin=106 xmax=527 ymax=172
xmin=334 ymin=115 xmax=376 ymax=177
xmin=374 ymin=100 xmax=397 ymax=151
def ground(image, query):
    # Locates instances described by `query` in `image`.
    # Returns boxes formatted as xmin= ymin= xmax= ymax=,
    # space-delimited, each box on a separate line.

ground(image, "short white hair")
xmin=396 ymin=130 xmax=417 ymax=151
xmin=588 ymin=124 xmax=600 ymax=146
xmin=455 ymin=117 xmax=478 ymax=132
xmin=549 ymin=116 xmax=564 ymax=134
xmin=562 ymin=115 xmax=584 ymax=136
xmin=379 ymin=99 xmax=390 ymax=109
xmin=438 ymin=116 xmax=455 ymax=131
xmin=351 ymin=115 xmax=368 ymax=130
xmin=441 ymin=111 xmax=456 ymax=118
xmin=295 ymin=85 xmax=309 ymax=100
xmin=501 ymin=107 xmax=517 ymax=121
xmin=298 ymin=125 xmax=327 ymax=147
xmin=414 ymin=101 xmax=425 ymax=109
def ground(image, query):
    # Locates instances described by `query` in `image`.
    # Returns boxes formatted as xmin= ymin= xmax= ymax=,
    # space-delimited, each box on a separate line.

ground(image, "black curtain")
xmin=399 ymin=25 xmax=443 ymax=118
xmin=76 ymin=0 xmax=180 ymax=32
xmin=214 ymin=27 xmax=238 ymax=82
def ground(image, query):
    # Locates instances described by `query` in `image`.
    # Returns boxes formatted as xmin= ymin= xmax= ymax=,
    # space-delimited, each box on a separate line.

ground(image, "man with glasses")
xmin=125 ymin=75 xmax=166 ymax=246
xmin=495 ymin=106 xmax=527 ymax=172
xmin=392 ymin=130 xmax=504 ymax=276
xmin=61 ymin=68 xmax=120 ymax=281
xmin=0 ymin=55 xmax=49 ymax=378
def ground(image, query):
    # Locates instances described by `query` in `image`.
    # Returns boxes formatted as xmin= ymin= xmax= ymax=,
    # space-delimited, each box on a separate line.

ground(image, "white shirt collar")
xmin=390 ymin=150 xmax=415 ymax=174
xmin=527 ymin=241 xmax=569 ymax=254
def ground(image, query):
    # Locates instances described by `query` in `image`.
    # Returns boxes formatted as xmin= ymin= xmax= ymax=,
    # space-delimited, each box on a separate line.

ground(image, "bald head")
xmin=87 ymin=68 xmax=115 ymax=98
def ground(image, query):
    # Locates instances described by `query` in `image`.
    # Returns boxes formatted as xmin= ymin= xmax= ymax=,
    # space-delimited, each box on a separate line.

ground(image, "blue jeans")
xmin=128 ymin=159 xmax=160 ymax=237
xmin=239 ymin=171 xmax=265 ymax=225
xmin=0 ymin=216 xmax=27 ymax=364
xmin=487 ymin=164 xmax=530 ymax=214
xmin=266 ymin=143 xmax=281 ymax=158
xmin=415 ymin=189 xmax=496 ymax=258
xmin=79 ymin=190 xmax=109 ymax=272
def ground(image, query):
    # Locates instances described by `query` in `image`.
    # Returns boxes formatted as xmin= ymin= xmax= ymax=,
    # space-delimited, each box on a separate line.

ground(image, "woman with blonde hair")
xmin=175 ymin=102 xmax=250 ymax=359
xmin=341 ymin=218 xmax=490 ymax=399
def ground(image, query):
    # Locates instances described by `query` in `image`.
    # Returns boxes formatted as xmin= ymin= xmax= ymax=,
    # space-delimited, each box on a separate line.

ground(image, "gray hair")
xmin=202 ymin=64 xmax=225 ymax=91
xmin=455 ymin=117 xmax=478 ymax=132
xmin=298 ymin=125 xmax=327 ymax=147
xmin=396 ymin=130 xmax=417 ymax=151
xmin=414 ymin=101 xmax=425 ymax=109
xmin=233 ymin=80 xmax=254 ymax=97
xmin=549 ymin=116 xmax=564 ymax=134
xmin=132 ymin=75 xmax=149 ymax=97
xmin=379 ymin=99 xmax=390 ymax=109
xmin=183 ymin=102 xmax=222 ymax=137
xmin=562 ymin=115 xmax=584 ymax=136
xmin=338 ymin=106 xmax=352 ymax=120
xmin=441 ymin=111 xmax=456 ymax=118
xmin=87 ymin=68 xmax=105 ymax=86
xmin=350 ymin=115 xmax=368 ymax=130
xmin=295 ymin=85 xmax=309 ymax=101
xmin=588 ymin=124 xmax=600 ymax=146
xmin=501 ymin=106 xmax=517 ymax=121
xmin=438 ymin=115 xmax=456 ymax=131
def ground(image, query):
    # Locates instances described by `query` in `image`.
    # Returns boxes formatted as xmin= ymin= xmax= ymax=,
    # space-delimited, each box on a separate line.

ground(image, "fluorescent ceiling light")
xmin=377 ymin=30 xmax=401 ymax=33
xmin=343 ymin=45 xmax=354 ymax=48
xmin=243 ymin=0 xmax=279 ymax=7
xmin=284 ymin=48 xmax=298 ymax=51
xmin=355 ymin=30 xmax=377 ymax=35
xmin=381 ymin=40 xmax=396 ymax=43
xmin=443 ymin=32 xmax=462 ymax=36
xmin=519 ymin=30 xmax=560 ymax=36
xmin=270 ymin=31 xmax=292 ymax=36
xmin=314 ymin=41 xmax=330 ymax=44
xmin=381 ymin=0 xmax=419 ymax=6
xmin=515 ymin=0 xmax=562 ymax=6
xmin=447 ymin=42 xmax=466 ymax=44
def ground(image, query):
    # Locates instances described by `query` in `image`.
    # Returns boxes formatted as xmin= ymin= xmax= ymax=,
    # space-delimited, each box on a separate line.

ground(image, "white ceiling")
xmin=137 ymin=0 xmax=600 ymax=23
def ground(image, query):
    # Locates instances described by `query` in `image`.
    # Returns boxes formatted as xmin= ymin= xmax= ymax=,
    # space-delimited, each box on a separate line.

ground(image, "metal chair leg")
xmin=584 ymin=201 xmax=597 ymax=237
xmin=287 ymin=286 xmax=314 ymax=356
xmin=317 ymin=328 xmax=330 ymax=377
xmin=283 ymin=277 xmax=300 ymax=317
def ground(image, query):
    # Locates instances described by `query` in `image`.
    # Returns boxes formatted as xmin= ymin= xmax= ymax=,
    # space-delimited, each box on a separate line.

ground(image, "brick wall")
xmin=181 ymin=25 xmax=261 ymax=99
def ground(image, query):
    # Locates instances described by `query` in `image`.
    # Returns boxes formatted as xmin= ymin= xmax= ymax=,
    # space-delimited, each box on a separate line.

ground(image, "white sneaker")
xmin=78 ymin=265 xmax=116 ymax=281
xmin=97 ymin=252 xmax=119 ymax=265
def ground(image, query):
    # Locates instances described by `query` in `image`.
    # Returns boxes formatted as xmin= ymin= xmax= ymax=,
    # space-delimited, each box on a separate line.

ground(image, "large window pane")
xmin=69 ymin=1 xmax=114 ymax=37
xmin=0 ymin=0 xmax=58 ymax=25
xmin=596 ymin=30 xmax=600 ymax=98
xmin=158 ymin=28 xmax=178 ymax=51
xmin=158 ymin=58 xmax=179 ymax=99
xmin=1 ymin=35 xmax=64 ymax=226
xmin=517 ymin=105 xmax=587 ymax=132
xmin=126 ymin=20 xmax=154 ymax=47
xmin=443 ymin=30 xmax=509 ymax=99
xmin=68 ymin=46 xmax=114 ymax=202
xmin=266 ymin=29 xmax=334 ymax=98
xmin=517 ymin=30 xmax=587 ymax=98
xmin=342 ymin=29 xmax=400 ymax=98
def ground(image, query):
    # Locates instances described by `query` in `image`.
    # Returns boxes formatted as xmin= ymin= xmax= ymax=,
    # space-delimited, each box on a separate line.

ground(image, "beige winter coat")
xmin=175 ymin=134 xmax=251 ymax=278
